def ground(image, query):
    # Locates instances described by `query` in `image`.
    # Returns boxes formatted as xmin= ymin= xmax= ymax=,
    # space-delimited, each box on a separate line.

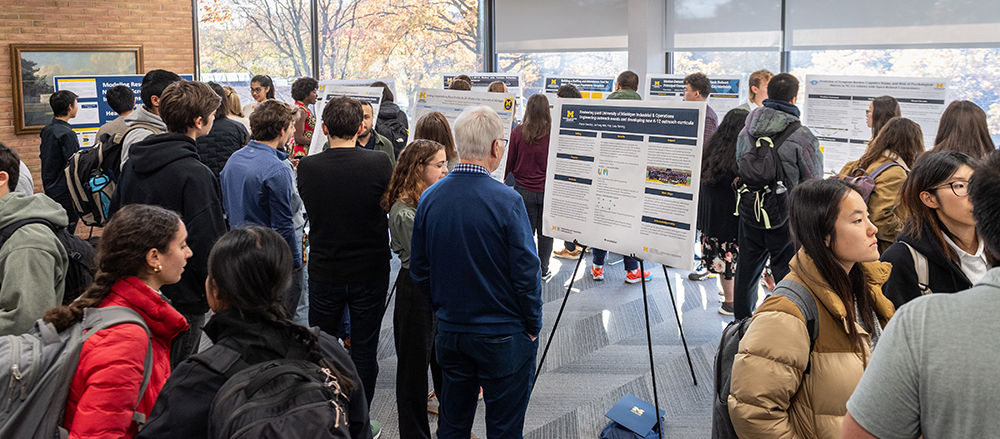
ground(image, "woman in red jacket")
xmin=43 ymin=204 xmax=191 ymax=439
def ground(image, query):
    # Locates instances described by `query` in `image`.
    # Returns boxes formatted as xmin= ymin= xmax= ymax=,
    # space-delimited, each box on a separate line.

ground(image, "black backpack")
xmin=197 ymin=340 xmax=352 ymax=439
xmin=0 ymin=218 xmax=96 ymax=305
xmin=712 ymin=279 xmax=818 ymax=439
xmin=64 ymin=124 xmax=162 ymax=227
xmin=735 ymin=121 xmax=801 ymax=229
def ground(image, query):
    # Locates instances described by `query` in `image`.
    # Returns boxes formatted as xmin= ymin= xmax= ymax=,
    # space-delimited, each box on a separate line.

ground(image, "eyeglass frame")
xmin=929 ymin=179 xmax=970 ymax=197
xmin=495 ymin=138 xmax=508 ymax=147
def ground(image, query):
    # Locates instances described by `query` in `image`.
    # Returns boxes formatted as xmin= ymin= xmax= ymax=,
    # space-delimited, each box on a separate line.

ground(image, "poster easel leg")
xmin=531 ymin=243 xmax=588 ymax=393
xmin=662 ymin=265 xmax=697 ymax=386
xmin=638 ymin=258 xmax=664 ymax=439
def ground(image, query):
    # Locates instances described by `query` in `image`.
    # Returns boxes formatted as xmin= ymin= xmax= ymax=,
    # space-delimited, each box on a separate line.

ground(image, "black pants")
xmin=733 ymin=220 xmax=795 ymax=319
xmin=394 ymin=268 xmax=440 ymax=439
xmin=514 ymin=184 xmax=553 ymax=274
xmin=283 ymin=268 xmax=303 ymax=320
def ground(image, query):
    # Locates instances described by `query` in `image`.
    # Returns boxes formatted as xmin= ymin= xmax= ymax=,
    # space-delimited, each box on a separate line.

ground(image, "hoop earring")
xmin=153 ymin=265 xmax=162 ymax=273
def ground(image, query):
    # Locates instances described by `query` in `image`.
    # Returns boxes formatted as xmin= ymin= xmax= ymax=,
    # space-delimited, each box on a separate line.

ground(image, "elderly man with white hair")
xmin=410 ymin=105 xmax=542 ymax=439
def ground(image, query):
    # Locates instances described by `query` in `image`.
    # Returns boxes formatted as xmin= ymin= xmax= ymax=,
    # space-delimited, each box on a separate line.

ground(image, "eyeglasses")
xmin=865 ymin=108 xmax=872 ymax=115
xmin=930 ymin=180 xmax=970 ymax=197
xmin=424 ymin=160 xmax=447 ymax=169
xmin=250 ymin=87 xmax=265 ymax=94
xmin=495 ymin=138 xmax=508 ymax=147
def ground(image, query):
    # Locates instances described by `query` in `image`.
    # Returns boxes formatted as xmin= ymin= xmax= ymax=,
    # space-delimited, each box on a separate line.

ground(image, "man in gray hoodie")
xmin=0 ymin=143 xmax=69 ymax=335
xmin=120 ymin=69 xmax=183 ymax=171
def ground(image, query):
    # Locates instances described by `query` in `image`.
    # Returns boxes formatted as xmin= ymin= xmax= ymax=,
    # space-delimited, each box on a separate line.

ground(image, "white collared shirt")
xmin=942 ymin=233 xmax=989 ymax=284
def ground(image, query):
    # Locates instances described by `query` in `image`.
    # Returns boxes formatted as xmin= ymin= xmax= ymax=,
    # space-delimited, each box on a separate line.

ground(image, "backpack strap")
xmin=766 ymin=121 xmax=802 ymax=154
xmin=771 ymin=278 xmax=819 ymax=374
xmin=867 ymin=162 xmax=901 ymax=180
xmin=900 ymin=241 xmax=931 ymax=295
xmin=190 ymin=339 xmax=251 ymax=380
xmin=81 ymin=306 xmax=154 ymax=425
xmin=0 ymin=218 xmax=59 ymax=253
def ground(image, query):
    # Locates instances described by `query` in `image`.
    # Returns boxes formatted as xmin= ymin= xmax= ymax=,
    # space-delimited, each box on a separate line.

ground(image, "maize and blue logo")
xmin=597 ymin=168 xmax=609 ymax=176
xmin=504 ymin=98 xmax=513 ymax=111
xmin=551 ymin=79 xmax=557 ymax=84
xmin=566 ymin=110 xmax=574 ymax=118
xmin=935 ymin=83 xmax=945 ymax=89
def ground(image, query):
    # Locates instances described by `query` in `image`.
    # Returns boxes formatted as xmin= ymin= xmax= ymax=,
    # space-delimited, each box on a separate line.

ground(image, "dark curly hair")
xmin=291 ymin=77 xmax=318 ymax=102
xmin=44 ymin=205 xmax=181 ymax=332
xmin=208 ymin=227 xmax=355 ymax=393
xmin=701 ymin=108 xmax=748 ymax=185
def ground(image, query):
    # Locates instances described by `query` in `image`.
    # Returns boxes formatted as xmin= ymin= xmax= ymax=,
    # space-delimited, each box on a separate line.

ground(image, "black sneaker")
xmin=718 ymin=302 xmax=734 ymax=316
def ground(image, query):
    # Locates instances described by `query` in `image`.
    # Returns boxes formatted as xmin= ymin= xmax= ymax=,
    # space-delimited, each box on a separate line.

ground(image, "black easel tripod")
xmin=531 ymin=243 xmax=697 ymax=438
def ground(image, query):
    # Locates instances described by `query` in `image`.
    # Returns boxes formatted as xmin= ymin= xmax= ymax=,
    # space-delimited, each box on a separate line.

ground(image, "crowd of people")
xmin=6 ymin=63 xmax=998 ymax=439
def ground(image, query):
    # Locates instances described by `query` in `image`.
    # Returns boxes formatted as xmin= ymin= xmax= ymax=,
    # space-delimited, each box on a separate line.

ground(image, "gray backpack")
xmin=0 ymin=306 xmax=153 ymax=439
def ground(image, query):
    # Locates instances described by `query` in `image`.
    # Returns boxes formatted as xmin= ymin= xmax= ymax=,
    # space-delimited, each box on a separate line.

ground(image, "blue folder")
xmin=604 ymin=393 xmax=665 ymax=435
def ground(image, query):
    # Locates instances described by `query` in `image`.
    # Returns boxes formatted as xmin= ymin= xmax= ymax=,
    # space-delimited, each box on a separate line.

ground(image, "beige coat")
xmin=728 ymin=250 xmax=895 ymax=439
xmin=840 ymin=152 xmax=910 ymax=252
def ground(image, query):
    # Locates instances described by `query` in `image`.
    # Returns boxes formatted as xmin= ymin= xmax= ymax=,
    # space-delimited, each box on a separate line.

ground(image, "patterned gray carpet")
xmin=366 ymin=249 xmax=736 ymax=439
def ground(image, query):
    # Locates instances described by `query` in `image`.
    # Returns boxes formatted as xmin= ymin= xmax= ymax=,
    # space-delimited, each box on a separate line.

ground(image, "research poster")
xmin=442 ymin=73 xmax=522 ymax=97
xmin=54 ymin=74 xmax=194 ymax=148
xmin=542 ymin=99 xmax=706 ymax=270
xmin=803 ymin=75 xmax=949 ymax=174
xmin=308 ymin=85 xmax=383 ymax=156
xmin=410 ymin=88 xmax=516 ymax=181
xmin=319 ymin=78 xmax=397 ymax=103
xmin=645 ymin=74 xmax=742 ymax=117
xmin=543 ymin=76 xmax=615 ymax=100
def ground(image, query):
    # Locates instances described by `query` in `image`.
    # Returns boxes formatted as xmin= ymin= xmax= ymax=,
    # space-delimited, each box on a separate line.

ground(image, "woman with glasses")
xmin=243 ymin=74 xmax=275 ymax=118
xmin=880 ymin=151 xmax=998 ymax=308
xmin=382 ymin=139 xmax=448 ymax=438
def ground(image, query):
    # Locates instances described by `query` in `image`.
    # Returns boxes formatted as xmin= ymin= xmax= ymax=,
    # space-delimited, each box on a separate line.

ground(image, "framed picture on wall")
xmin=10 ymin=44 xmax=143 ymax=135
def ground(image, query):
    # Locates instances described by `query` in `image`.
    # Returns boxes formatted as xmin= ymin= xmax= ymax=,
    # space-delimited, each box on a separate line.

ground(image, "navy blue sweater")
xmin=410 ymin=167 xmax=543 ymax=336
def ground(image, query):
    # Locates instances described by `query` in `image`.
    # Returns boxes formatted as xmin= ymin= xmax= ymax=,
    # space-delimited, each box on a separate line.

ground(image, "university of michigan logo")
xmin=566 ymin=110 xmax=574 ymax=118
xmin=504 ymin=98 xmax=513 ymax=111
xmin=419 ymin=92 xmax=426 ymax=99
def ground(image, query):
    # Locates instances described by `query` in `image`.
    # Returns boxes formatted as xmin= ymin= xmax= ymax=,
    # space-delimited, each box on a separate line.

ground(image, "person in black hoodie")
xmin=371 ymin=81 xmax=408 ymax=158
xmin=137 ymin=226 xmax=372 ymax=439
xmin=881 ymin=151 xmax=998 ymax=308
xmin=195 ymin=82 xmax=249 ymax=180
xmin=110 ymin=80 xmax=228 ymax=367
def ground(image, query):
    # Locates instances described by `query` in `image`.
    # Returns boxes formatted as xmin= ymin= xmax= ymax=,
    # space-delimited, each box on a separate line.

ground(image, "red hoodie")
xmin=62 ymin=276 xmax=189 ymax=439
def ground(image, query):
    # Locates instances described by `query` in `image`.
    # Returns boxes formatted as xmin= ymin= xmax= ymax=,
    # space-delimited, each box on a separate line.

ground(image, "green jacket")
xmin=324 ymin=131 xmax=397 ymax=168
xmin=0 ymin=192 xmax=69 ymax=335
xmin=607 ymin=88 xmax=642 ymax=100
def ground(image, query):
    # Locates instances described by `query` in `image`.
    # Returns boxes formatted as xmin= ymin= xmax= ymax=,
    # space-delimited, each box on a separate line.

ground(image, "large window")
xmin=673 ymin=51 xmax=780 ymax=76
xmin=790 ymin=48 xmax=1000 ymax=141
xmin=497 ymin=52 xmax=628 ymax=97
xmin=197 ymin=0 xmax=484 ymax=114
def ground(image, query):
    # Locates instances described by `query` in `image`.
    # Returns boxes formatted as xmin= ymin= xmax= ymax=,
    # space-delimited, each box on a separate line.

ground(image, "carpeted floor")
xmin=364 ymin=245 xmax=745 ymax=439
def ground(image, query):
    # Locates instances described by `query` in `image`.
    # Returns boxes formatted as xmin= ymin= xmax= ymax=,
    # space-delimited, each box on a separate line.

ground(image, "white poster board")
xmin=318 ymin=78 xmax=397 ymax=102
xmin=803 ymin=75 xmax=949 ymax=174
xmin=308 ymin=85 xmax=382 ymax=156
xmin=645 ymin=74 xmax=742 ymax=118
xmin=543 ymin=99 xmax=706 ymax=270
xmin=442 ymin=73 xmax=523 ymax=97
xmin=410 ymin=88 xmax=516 ymax=182
xmin=542 ymin=75 xmax=616 ymax=100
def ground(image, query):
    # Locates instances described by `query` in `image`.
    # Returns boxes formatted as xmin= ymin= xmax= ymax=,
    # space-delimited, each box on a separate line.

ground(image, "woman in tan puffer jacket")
xmin=728 ymin=179 xmax=896 ymax=439
xmin=839 ymin=117 xmax=925 ymax=253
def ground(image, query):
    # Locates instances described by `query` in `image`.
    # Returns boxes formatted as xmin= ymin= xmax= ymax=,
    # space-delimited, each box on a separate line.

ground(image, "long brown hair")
xmin=789 ymin=179 xmax=878 ymax=356
xmin=931 ymin=100 xmax=995 ymax=159
xmin=856 ymin=117 xmax=923 ymax=171
xmin=44 ymin=205 xmax=181 ymax=332
xmin=381 ymin=140 xmax=446 ymax=211
xmin=520 ymin=94 xmax=551 ymax=145
xmin=898 ymin=151 xmax=986 ymax=265
xmin=414 ymin=111 xmax=457 ymax=162
xmin=869 ymin=95 xmax=900 ymax=140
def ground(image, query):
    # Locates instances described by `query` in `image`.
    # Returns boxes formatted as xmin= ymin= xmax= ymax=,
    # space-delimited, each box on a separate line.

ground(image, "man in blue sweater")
xmin=411 ymin=105 xmax=542 ymax=438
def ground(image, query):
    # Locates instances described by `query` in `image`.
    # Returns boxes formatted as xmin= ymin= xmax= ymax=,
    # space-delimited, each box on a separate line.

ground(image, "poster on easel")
xmin=803 ymin=75 xmax=949 ymax=174
xmin=409 ymin=88 xmax=516 ymax=182
xmin=644 ymin=74 xmax=742 ymax=118
xmin=54 ymin=74 xmax=193 ymax=148
xmin=318 ymin=78 xmax=397 ymax=103
xmin=542 ymin=76 xmax=616 ymax=100
xmin=542 ymin=99 xmax=706 ymax=270
xmin=308 ymin=85 xmax=383 ymax=156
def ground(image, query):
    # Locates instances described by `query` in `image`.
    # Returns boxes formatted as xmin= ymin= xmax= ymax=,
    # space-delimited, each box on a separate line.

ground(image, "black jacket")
xmin=136 ymin=309 xmax=372 ymax=439
xmin=109 ymin=133 xmax=228 ymax=314
xmin=195 ymin=116 xmax=249 ymax=180
xmin=375 ymin=101 xmax=409 ymax=158
xmin=880 ymin=226 xmax=982 ymax=308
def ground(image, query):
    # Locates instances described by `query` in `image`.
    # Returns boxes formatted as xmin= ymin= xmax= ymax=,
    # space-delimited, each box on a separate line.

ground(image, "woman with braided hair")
xmin=138 ymin=226 xmax=372 ymax=439
xmin=48 ymin=204 xmax=191 ymax=439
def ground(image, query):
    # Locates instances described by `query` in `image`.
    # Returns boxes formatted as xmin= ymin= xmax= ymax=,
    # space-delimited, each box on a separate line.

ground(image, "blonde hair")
xmin=224 ymin=86 xmax=244 ymax=118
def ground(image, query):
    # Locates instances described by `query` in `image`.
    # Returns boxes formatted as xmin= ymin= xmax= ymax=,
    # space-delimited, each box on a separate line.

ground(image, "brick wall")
xmin=1 ymin=0 xmax=196 ymax=194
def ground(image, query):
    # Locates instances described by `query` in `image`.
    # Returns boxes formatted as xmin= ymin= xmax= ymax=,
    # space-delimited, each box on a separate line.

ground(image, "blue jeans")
xmin=592 ymin=249 xmax=639 ymax=271
xmin=309 ymin=274 xmax=389 ymax=408
xmin=436 ymin=331 xmax=538 ymax=439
